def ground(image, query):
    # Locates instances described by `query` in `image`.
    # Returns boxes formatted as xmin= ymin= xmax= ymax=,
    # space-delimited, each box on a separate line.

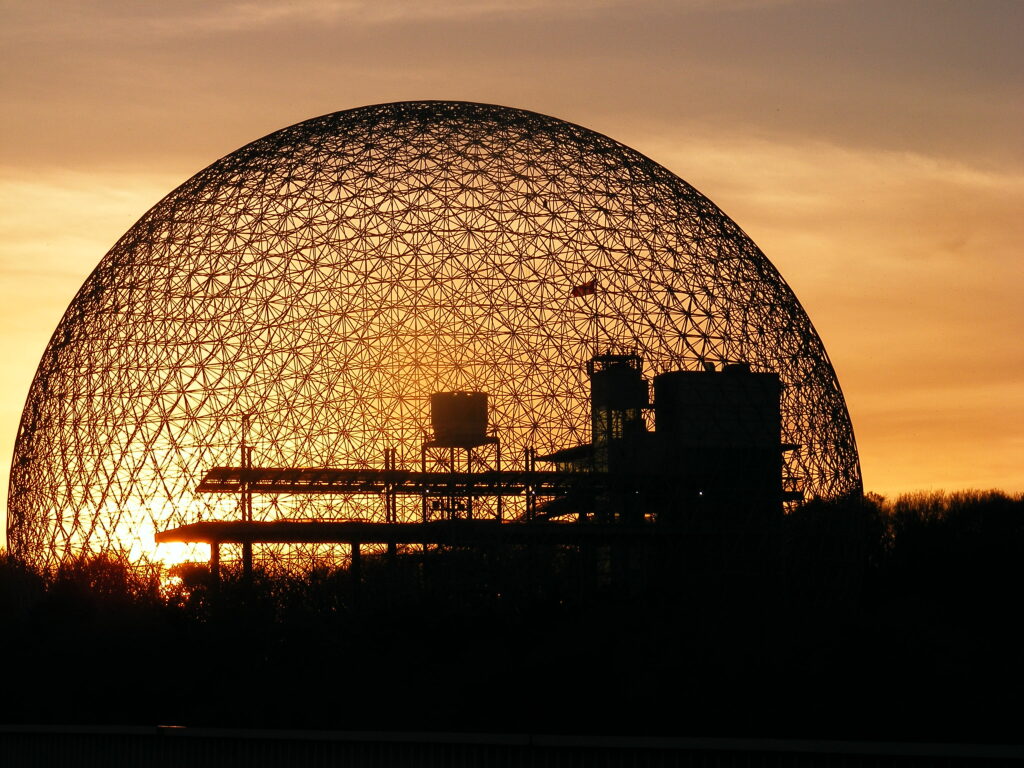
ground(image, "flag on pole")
xmin=570 ymin=279 xmax=597 ymax=297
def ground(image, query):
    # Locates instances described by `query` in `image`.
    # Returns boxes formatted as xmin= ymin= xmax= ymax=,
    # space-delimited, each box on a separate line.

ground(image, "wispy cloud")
xmin=4 ymin=0 xmax=822 ymax=40
xmin=640 ymin=134 xmax=1024 ymax=493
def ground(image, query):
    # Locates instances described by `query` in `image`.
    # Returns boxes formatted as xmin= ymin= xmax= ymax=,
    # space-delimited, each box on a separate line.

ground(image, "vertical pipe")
xmin=241 ymin=436 xmax=253 ymax=581
xmin=421 ymin=443 xmax=429 ymax=554
xmin=525 ymin=446 xmax=535 ymax=521
xmin=240 ymin=414 xmax=252 ymax=521
xmin=241 ymin=429 xmax=253 ymax=580
xmin=449 ymin=446 xmax=456 ymax=520
xmin=496 ymin=441 xmax=503 ymax=523
xmin=524 ymin=446 xmax=529 ymax=521
xmin=421 ymin=443 xmax=428 ymax=524
xmin=466 ymin=447 xmax=473 ymax=520
xmin=384 ymin=447 xmax=396 ymax=524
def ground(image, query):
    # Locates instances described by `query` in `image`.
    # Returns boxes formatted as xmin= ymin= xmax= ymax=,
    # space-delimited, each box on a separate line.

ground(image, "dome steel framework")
xmin=8 ymin=101 xmax=861 ymax=569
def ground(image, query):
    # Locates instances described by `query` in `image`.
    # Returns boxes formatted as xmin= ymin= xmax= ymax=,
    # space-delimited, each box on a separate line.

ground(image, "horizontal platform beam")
xmin=198 ymin=466 xmax=608 ymax=496
xmin=155 ymin=519 xmax=670 ymax=546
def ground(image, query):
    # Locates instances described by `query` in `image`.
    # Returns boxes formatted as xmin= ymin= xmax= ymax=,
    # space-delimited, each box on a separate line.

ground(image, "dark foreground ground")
xmin=2 ymin=491 xmax=1022 ymax=746
xmin=4 ymin=725 xmax=1023 ymax=767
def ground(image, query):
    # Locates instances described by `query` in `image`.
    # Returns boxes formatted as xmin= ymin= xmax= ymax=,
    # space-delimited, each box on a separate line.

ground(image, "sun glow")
xmin=151 ymin=540 xmax=210 ymax=569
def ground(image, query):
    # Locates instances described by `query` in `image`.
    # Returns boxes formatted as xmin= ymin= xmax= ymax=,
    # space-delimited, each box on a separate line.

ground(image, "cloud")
xmin=636 ymin=133 xmax=1024 ymax=493
xmin=2 ymin=0 xmax=1020 ymax=172
xmin=3 ymin=0 xmax=813 ymax=40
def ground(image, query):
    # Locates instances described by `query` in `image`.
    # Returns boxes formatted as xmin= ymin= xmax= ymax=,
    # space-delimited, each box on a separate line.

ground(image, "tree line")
xmin=2 ymin=490 xmax=1021 ymax=741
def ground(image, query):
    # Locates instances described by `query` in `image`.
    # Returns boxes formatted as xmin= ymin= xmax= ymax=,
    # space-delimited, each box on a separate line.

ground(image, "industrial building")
xmin=157 ymin=352 xmax=798 ymax=584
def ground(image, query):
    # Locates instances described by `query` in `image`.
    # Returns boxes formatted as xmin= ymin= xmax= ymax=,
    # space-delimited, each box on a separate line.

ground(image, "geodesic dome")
xmin=8 ymin=101 xmax=861 ymax=569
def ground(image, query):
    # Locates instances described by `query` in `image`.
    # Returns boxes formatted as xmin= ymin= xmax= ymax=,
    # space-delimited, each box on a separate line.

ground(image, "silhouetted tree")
xmin=2 ymin=490 xmax=1023 ymax=739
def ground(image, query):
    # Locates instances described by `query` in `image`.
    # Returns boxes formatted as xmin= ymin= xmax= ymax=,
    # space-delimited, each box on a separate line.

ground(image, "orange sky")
xmin=2 ymin=1 xmax=1022 ymax=540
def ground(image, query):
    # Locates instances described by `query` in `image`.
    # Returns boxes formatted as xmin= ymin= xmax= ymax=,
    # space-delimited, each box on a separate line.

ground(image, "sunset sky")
xmin=1 ymin=0 xmax=1022 ymax=540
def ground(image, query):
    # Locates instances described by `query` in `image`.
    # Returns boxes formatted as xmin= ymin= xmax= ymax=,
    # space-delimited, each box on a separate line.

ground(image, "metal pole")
xmin=384 ymin=447 xmax=396 ymax=523
xmin=496 ymin=440 xmax=502 ymax=523
xmin=421 ymin=443 xmax=427 ymax=523
xmin=466 ymin=447 xmax=473 ymax=520
xmin=449 ymin=446 xmax=456 ymax=520
xmin=421 ymin=442 xmax=428 ymax=554
xmin=525 ymin=446 xmax=535 ymax=521
xmin=241 ymin=415 xmax=253 ymax=580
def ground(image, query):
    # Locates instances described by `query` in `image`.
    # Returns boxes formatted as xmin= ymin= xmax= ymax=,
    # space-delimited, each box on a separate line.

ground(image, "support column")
xmin=421 ymin=443 xmax=428 ymax=524
xmin=210 ymin=541 xmax=221 ymax=585
xmin=384 ymin=447 xmax=397 ymax=524
xmin=242 ymin=542 xmax=253 ymax=580
xmin=496 ymin=441 xmax=503 ymax=522
xmin=240 ymin=416 xmax=254 ymax=582
xmin=351 ymin=541 xmax=362 ymax=605
xmin=525 ymin=446 xmax=537 ymax=521
xmin=466 ymin=447 xmax=473 ymax=520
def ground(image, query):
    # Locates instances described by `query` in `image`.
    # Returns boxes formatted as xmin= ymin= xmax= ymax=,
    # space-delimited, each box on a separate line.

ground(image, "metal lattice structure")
xmin=8 ymin=101 xmax=861 ymax=570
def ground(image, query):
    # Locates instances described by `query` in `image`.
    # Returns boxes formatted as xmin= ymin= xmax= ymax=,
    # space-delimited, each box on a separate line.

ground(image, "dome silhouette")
xmin=8 ymin=101 xmax=861 ymax=569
